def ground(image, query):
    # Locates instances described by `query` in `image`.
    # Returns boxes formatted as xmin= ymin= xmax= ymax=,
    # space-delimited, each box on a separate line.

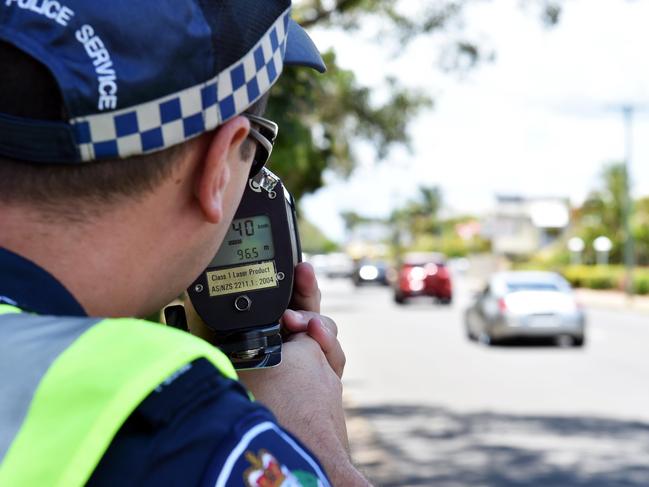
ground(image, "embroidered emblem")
xmin=243 ymin=449 xmax=320 ymax=487
xmin=211 ymin=421 xmax=330 ymax=487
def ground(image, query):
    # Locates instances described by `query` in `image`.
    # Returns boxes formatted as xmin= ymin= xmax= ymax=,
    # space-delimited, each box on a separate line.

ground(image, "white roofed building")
xmin=482 ymin=195 xmax=570 ymax=257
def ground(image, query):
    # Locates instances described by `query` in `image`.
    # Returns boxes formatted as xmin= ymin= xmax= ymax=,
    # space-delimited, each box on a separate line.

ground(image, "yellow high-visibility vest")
xmin=0 ymin=304 xmax=237 ymax=487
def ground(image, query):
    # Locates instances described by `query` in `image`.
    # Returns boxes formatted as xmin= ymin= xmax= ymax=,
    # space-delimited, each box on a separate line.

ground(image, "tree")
xmin=387 ymin=185 xmax=443 ymax=253
xmin=576 ymin=163 xmax=628 ymax=264
xmin=267 ymin=51 xmax=429 ymax=201
xmin=340 ymin=210 xmax=378 ymax=234
xmin=632 ymin=196 xmax=649 ymax=266
xmin=408 ymin=186 xmax=443 ymax=235
xmin=267 ymin=0 xmax=563 ymax=201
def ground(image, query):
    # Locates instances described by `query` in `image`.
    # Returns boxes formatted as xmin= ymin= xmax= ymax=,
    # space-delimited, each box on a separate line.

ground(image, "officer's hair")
xmin=0 ymin=41 xmax=266 ymax=221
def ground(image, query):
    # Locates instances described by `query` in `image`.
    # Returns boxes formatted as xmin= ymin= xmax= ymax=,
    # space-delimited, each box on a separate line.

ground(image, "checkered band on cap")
xmin=70 ymin=9 xmax=290 ymax=162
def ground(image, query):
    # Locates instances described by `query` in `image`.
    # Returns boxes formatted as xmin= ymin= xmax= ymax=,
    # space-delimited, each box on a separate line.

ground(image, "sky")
xmin=300 ymin=0 xmax=649 ymax=242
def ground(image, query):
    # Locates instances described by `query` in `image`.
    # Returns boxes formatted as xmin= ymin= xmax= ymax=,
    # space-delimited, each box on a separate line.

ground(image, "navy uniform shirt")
xmin=0 ymin=247 xmax=331 ymax=486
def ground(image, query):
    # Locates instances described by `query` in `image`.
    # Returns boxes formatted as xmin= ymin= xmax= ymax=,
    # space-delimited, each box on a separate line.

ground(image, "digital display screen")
xmin=211 ymin=215 xmax=274 ymax=267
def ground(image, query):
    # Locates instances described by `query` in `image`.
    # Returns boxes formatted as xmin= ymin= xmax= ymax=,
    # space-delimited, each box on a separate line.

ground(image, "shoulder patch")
xmin=207 ymin=420 xmax=331 ymax=487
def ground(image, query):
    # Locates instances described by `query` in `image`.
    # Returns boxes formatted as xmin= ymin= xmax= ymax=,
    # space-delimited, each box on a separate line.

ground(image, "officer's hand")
xmin=238 ymin=331 xmax=353 ymax=480
xmin=282 ymin=310 xmax=345 ymax=378
xmin=288 ymin=262 xmax=321 ymax=313
xmin=282 ymin=262 xmax=345 ymax=378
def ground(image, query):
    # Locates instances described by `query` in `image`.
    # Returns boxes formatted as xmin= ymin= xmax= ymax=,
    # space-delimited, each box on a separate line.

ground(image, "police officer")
xmin=0 ymin=1 xmax=370 ymax=485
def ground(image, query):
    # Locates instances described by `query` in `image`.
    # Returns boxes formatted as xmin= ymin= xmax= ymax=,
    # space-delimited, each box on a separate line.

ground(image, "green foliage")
xmin=520 ymin=0 xmax=563 ymax=26
xmin=410 ymin=233 xmax=490 ymax=258
xmin=516 ymin=160 xmax=649 ymax=296
xmin=633 ymin=196 xmax=649 ymax=266
xmin=338 ymin=183 xmax=488 ymax=258
xmin=389 ymin=185 xmax=443 ymax=237
xmin=519 ymin=264 xmax=649 ymax=295
xmin=563 ymin=266 xmax=621 ymax=289
xmin=296 ymin=1 xmax=468 ymax=38
xmin=566 ymin=163 xmax=649 ymax=267
xmin=265 ymin=1 xmax=562 ymax=201
xmin=267 ymin=50 xmax=429 ymax=201
xmin=634 ymin=274 xmax=649 ymax=295
xmin=559 ymin=266 xmax=619 ymax=290
xmin=298 ymin=217 xmax=339 ymax=253
xmin=295 ymin=1 xmax=562 ymax=66
xmin=518 ymin=161 xmax=649 ymax=272
xmin=340 ymin=210 xmax=380 ymax=232
xmin=528 ymin=248 xmax=572 ymax=268
xmin=573 ymin=163 xmax=628 ymax=264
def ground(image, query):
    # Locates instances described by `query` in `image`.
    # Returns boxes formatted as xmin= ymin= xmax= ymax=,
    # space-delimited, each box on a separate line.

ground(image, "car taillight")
xmin=408 ymin=266 xmax=426 ymax=281
xmin=436 ymin=266 xmax=449 ymax=279
xmin=424 ymin=263 xmax=438 ymax=275
xmin=498 ymin=297 xmax=508 ymax=312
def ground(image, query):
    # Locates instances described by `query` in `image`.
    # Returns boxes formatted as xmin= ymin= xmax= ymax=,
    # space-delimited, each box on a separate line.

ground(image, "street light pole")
xmin=621 ymin=105 xmax=635 ymax=297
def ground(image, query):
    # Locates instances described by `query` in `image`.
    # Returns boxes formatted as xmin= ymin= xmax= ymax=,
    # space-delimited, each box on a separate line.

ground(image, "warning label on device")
xmin=206 ymin=261 xmax=278 ymax=297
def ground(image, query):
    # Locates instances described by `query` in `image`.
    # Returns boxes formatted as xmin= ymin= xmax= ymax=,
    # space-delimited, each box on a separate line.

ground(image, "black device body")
xmin=185 ymin=170 xmax=301 ymax=369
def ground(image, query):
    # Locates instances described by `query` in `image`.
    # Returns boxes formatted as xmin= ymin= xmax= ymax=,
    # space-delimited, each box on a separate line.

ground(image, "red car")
xmin=393 ymin=253 xmax=452 ymax=305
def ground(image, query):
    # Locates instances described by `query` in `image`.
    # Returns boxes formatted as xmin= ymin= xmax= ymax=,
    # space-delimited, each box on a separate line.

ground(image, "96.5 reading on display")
xmin=238 ymin=247 xmax=258 ymax=261
xmin=211 ymin=215 xmax=275 ymax=267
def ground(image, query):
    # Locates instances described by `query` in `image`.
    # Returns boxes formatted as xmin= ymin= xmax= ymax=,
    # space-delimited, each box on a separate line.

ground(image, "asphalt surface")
xmin=320 ymin=274 xmax=649 ymax=487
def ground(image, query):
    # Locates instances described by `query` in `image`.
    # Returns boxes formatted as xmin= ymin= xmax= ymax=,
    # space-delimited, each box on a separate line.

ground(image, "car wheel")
xmin=437 ymin=297 xmax=452 ymax=305
xmin=478 ymin=332 xmax=492 ymax=346
xmin=555 ymin=334 xmax=576 ymax=348
xmin=465 ymin=325 xmax=477 ymax=341
xmin=572 ymin=336 xmax=585 ymax=347
xmin=464 ymin=311 xmax=479 ymax=341
xmin=394 ymin=293 xmax=406 ymax=305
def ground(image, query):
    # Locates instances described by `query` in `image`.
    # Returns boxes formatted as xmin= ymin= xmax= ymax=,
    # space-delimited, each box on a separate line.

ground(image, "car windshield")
xmin=403 ymin=252 xmax=445 ymax=266
xmin=505 ymin=282 xmax=562 ymax=292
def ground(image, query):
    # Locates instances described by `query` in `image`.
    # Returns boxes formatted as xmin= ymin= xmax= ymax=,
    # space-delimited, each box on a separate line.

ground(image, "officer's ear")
xmin=194 ymin=116 xmax=251 ymax=224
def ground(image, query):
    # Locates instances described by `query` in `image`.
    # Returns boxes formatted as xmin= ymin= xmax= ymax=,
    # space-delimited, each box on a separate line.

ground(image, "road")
xmin=318 ymin=274 xmax=649 ymax=487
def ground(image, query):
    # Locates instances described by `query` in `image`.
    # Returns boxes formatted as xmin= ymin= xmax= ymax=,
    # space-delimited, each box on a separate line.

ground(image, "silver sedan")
xmin=465 ymin=271 xmax=585 ymax=347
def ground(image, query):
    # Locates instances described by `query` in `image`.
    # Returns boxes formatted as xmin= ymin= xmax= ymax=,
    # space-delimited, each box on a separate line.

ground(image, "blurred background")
xmin=269 ymin=1 xmax=649 ymax=485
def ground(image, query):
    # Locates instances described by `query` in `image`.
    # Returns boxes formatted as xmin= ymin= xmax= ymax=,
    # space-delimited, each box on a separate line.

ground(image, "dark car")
xmin=393 ymin=252 xmax=452 ymax=304
xmin=352 ymin=260 xmax=389 ymax=286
